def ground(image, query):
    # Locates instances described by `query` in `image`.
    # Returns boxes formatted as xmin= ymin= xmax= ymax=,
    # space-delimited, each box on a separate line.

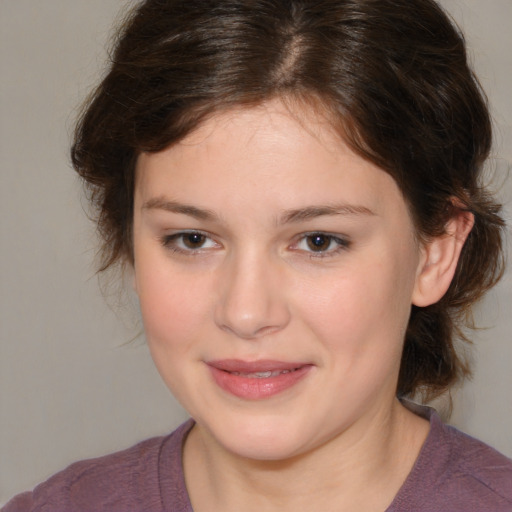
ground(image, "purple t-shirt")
xmin=4 ymin=406 xmax=512 ymax=511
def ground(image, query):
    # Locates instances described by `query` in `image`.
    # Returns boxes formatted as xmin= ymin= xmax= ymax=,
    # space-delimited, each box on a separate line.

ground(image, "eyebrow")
xmin=142 ymin=197 xmax=375 ymax=223
xmin=280 ymin=204 xmax=375 ymax=223
xmin=142 ymin=197 xmax=217 ymax=221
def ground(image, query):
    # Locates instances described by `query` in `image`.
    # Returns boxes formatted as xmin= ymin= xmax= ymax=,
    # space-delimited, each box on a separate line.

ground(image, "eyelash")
xmin=160 ymin=231 xmax=218 ymax=255
xmin=292 ymin=232 xmax=351 ymax=258
xmin=159 ymin=231 xmax=351 ymax=257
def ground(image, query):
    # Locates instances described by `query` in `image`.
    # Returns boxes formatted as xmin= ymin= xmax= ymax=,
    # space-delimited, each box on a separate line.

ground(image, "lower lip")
xmin=208 ymin=365 xmax=312 ymax=400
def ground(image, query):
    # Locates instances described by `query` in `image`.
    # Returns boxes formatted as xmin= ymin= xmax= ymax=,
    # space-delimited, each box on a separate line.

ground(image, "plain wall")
xmin=1 ymin=0 xmax=511 ymax=504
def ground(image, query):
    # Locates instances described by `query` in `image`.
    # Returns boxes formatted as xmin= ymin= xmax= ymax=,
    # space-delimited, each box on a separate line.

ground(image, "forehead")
xmin=151 ymin=100 xmax=344 ymax=162
xmin=134 ymin=99 xmax=405 ymax=221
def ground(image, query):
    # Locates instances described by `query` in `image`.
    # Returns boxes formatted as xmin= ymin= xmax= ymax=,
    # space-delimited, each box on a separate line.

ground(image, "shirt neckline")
xmin=158 ymin=404 xmax=440 ymax=511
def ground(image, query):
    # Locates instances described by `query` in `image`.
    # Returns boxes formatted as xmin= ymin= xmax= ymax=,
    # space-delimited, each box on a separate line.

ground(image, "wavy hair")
xmin=72 ymin=0 xmax=505 ymax=399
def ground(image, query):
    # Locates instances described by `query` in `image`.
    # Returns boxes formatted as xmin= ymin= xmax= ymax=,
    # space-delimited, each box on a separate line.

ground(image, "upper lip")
xmin=207 ymin=359 xmax=310 ymax=373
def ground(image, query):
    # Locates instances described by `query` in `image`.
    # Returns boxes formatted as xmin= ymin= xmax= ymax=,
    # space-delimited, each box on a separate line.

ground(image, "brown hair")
xmin=71 ymin=0 xmax=505 ymax=400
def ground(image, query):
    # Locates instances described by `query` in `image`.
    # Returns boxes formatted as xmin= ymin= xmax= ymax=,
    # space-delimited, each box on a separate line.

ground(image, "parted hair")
xmin=71 ymin=0 xmax=505 ymax=400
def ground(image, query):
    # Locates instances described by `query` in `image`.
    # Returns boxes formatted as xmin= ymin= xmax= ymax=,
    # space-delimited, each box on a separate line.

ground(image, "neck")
xmin=183 ymin=399 xmax=429 ymax=512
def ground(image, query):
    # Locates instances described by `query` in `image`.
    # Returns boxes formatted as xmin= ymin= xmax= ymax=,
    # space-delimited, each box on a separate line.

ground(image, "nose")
xmin=214 ymin=252 xmax=291 ymax=340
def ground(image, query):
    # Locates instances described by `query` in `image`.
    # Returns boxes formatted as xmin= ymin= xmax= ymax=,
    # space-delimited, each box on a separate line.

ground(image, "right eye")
xmin=291 ymin=232 xmax=350 ymax=257
xmin=160 ymin=231 xmax=219 ymax=253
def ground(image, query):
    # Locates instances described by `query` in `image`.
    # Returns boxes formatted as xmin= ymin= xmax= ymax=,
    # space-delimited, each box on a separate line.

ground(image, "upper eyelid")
xmin=163 ymin=229 xmax=216 ymax=239
xmin=293 ymin=231 xmax=350 ymax=244
xmin=161 ymin=230 xmax=219 ymax=248
xmin=160 ymin=230 xmax=350 ymax=250
xmin=290 ymin=232 xmax=351 ymax=254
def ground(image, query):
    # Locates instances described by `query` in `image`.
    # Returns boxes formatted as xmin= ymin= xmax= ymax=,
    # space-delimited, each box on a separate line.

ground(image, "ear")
xmin=412 ymin=209 xmax=474 ymax=307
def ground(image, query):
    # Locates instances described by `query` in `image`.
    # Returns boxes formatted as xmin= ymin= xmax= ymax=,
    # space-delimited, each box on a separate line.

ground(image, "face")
xmin=133 ymin=100 xmax=424 ymax=461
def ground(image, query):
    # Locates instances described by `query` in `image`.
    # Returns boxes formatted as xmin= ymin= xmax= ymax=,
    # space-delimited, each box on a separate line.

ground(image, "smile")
xmin=229 ymin=369 xmax=299 ymax=378
xmin=206 ymin=360 xmax=312 ymax=400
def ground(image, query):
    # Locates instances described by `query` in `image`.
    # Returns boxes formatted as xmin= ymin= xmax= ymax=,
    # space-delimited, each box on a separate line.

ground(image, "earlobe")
xmin=412 ymin=210 xmax=474 ymax=307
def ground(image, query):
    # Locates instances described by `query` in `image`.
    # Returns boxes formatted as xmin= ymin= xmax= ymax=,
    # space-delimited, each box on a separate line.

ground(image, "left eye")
xmin=295 ymin=233 xmax=348 ymax=254
xmin=161 ymin=231 xmax=218 ymax=252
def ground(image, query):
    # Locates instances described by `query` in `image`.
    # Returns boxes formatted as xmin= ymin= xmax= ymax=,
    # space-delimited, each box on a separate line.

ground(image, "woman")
xmin=4 ymin=0 xmax=512 ymax=510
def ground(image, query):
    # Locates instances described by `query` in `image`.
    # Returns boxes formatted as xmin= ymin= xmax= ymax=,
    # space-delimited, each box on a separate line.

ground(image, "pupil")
xmin=308 ymin=234 xmax=330 ymax=251
xmin=184 ymin=233 xmax=204 ymax=248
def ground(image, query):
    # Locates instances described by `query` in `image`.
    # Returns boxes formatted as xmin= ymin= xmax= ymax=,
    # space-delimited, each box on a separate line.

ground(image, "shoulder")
xmin=2 ymin=420 xmax=193 ymax=512
xmin=390 ymin=404 xmax=512 ymax=512
xmin=3 ymin=436 xmax=165 ymax=512
xmin=440 ymin=422 xmax=512 ymax=506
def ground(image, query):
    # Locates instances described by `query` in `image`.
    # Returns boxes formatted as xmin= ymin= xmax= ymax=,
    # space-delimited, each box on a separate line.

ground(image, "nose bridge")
xmin=214 ymin=246 xmax=290 ymax=339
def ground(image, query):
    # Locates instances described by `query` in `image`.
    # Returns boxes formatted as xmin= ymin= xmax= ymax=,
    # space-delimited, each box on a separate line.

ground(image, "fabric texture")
xmin=3 ymin=407 xmax=512 ymax=512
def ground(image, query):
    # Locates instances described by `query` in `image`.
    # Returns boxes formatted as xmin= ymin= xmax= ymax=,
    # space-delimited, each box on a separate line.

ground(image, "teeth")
xmin=229 ymin=368 xmax=297 ymax=378
xmin=255 ymin=371 xmax=272 ymax=378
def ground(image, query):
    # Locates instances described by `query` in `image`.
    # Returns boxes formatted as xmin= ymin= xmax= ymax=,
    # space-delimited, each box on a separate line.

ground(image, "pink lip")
xmin=206 ymin=359 xmax=313 ymax=400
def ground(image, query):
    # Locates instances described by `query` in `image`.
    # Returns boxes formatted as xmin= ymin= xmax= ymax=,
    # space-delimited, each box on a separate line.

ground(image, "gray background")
xmin=1 ymin=0 xmax=511 ymax=504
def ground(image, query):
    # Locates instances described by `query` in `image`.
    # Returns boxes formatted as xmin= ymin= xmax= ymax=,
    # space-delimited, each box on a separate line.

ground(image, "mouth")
xmin=228 ymin=368 xmax=301 ymax=378
xmin=206 ymin=360 xmax=312 ymax=400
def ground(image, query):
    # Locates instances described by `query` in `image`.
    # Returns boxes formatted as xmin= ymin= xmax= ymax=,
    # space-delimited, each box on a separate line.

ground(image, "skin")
xmin=132 ymin=99 xmax=471 ymax=511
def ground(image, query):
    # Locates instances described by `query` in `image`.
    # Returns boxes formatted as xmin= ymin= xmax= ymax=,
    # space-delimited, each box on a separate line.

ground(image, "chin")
xmin=200 ymin=411 xmax=321 ymax=461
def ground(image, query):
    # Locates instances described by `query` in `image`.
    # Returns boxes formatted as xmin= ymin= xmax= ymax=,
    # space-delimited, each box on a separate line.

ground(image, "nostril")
xmin=253 ymin=325 xmax=283 ymax=338
xmin=218 ymin=322 xmax=281 ymax=340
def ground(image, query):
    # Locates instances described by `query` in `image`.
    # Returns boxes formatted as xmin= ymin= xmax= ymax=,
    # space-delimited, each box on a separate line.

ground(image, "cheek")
xmin=134 ymin=264 xmax=214 ymax=406
xmin=135 ymin=261 xmax=209 ymax=354
xmin=296 ymin=255 xmax=414 ymax=361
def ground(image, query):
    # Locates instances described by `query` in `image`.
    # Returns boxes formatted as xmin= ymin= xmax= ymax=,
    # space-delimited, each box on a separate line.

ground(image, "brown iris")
xmin=306 ymin=234 xmax=332 ymax=252
xmin=182 ymin=233 xmax=206 ymax=249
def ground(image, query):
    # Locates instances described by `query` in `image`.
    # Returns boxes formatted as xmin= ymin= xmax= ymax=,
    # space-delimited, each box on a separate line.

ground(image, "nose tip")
xmin=219 ymin=320 xmax=284 ymax=340
xmin=214 ymin=260 xmax=290 ymax=340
